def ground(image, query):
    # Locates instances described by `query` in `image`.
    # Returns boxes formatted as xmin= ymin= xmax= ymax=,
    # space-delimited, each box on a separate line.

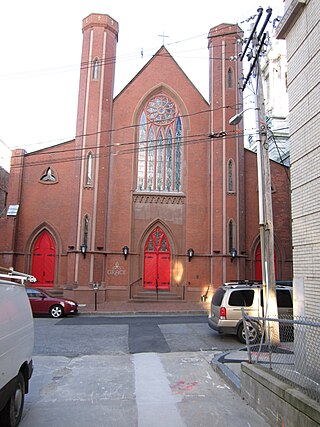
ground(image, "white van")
xmin=0 ymin=271 xmax=34 ymax=427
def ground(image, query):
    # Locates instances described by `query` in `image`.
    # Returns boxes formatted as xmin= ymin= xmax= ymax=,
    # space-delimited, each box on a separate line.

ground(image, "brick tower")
xmin=208 ymin=24 xmax=245 ymax=283
xmin=69 ymin=14 xmax=119 ymax=287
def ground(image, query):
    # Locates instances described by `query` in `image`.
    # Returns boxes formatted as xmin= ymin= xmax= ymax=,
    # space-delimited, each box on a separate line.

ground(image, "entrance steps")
xmin=131 ymin=290 xmax=183 ymax=302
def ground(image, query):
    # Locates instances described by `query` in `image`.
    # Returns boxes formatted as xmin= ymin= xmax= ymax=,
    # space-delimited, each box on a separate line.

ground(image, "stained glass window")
xmin=145 ymin=227 xmax=170 ymax=252
xmin=137 ymin=95 xmax=182 ymax=192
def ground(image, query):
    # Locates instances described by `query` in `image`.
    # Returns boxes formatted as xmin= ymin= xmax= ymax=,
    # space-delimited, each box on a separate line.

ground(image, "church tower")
xmin=208 ymin=24 xmax=246 ymax=283
xmin=70 ymin=14 xmax=119 ymax=287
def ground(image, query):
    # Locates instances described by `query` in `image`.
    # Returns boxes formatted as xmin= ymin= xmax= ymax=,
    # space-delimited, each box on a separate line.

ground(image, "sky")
xmin=0 ymin=0 xmax=284 ymax=157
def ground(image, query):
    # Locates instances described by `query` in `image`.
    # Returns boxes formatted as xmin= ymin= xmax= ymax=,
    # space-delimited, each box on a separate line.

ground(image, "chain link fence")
xmin=242 ymin=311 xmax=320 ymax=404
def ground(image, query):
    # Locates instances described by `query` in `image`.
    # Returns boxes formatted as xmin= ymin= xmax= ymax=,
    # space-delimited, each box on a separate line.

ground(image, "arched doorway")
xmin=144 ymin=227 xmax=170 ymax=291
xmin=255 ymin=243 xmax=277 ymax=281
xmin=31 ymin=230 xmax=56 ymax=287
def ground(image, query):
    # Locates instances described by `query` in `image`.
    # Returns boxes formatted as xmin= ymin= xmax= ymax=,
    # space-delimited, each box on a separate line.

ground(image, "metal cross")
xmin=158 ymin=32 xmax=169 ymax=46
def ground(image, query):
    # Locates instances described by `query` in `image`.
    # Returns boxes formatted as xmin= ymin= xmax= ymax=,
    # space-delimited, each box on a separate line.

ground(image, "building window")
xmin=86 ymin=152 xmax=93 ymax=186
xmin=92 ymin=58 xmax=99 ymax=80
xmin=137 ymin=95 xmax=182 ymax=192
xmin=83 ymin=214 xmax=89 ymax=247
xmin=40 ymin=167 xmax=57 ymax=183
xmin=228 ymin=219 xmax=235 ymax=254
xmin=227 ymin=68 xmax=233 ymax=88
xmin=228 ymin=159 xmax=235 ymax=192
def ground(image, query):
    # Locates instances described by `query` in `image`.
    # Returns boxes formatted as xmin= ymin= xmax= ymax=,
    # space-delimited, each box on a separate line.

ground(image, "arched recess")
xmin=140 ymin=221 xmax=175 ymax=291
xmin=27 ymin=223 xmax=61 ymax=287
xmin=133 ymin=84 xmax=190 ymax=193
xmin=252 ymin=238 xmax=279 ymax=281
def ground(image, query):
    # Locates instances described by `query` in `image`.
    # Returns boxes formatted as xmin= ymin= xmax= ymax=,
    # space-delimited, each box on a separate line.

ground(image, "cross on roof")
xmin=158 ymin=32 xmax=169 ymax=46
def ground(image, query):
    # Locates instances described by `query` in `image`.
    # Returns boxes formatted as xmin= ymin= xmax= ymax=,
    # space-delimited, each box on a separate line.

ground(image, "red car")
xmin=26 ymin=287 xmax=78 ymax=318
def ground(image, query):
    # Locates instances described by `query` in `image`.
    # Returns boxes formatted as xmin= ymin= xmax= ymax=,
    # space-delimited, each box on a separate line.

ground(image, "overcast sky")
xmin=0 ymin=0 xmax=284 ymax=153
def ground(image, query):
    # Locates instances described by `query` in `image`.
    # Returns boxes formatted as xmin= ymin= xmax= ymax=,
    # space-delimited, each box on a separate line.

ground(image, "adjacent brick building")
xmin=0 ymin=14 xmax=292 ymax=306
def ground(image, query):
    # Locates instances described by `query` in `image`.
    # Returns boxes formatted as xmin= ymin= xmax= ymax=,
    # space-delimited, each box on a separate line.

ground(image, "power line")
xmin=12 ymin=102 xmax=242 ymax=152
xmin=10 ymin=129 xmax=249 ymax=170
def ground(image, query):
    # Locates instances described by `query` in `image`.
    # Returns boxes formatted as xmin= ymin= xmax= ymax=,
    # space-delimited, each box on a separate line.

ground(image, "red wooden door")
xmin=143 ymin=227 xmax=170 ymax=291
xmin=255 ymin=243 xmax=277 ymax=281
xmin=32 ymin=231 xmax=55 ymax=287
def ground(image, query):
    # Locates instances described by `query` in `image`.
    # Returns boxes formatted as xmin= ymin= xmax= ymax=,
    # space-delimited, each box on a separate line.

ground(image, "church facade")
xmin=0 ymin=14 xmax=292 ymax=305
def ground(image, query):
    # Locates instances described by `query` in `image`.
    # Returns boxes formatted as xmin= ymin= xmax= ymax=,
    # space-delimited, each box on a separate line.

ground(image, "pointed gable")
xmin=114 ymin=46 xmax=208 ymax=105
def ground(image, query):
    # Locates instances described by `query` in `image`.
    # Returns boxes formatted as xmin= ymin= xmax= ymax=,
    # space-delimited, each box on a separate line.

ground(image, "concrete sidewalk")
xmin=77 ymin=300 xmax=211 ymax=316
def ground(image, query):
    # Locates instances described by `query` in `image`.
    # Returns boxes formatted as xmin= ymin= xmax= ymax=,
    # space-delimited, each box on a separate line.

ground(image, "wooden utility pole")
xmin=254 ymin=46 xmax=280 ymax=344
xmin=242 ymin=7 xmax=280 ymax=344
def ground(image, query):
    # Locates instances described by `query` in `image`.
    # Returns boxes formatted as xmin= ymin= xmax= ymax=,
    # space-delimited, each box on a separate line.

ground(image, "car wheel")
xmin=0 ymin=372 xmax=25 ymax=427
xmin=50 ymin=304 xmax=64 ymax=318
xmin=237 ymin=321 xmax=260 ymax=344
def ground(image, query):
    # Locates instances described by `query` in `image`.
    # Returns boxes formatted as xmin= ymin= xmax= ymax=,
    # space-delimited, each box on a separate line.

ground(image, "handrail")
xmin=129 ymin=277 xmax=142 ymax=299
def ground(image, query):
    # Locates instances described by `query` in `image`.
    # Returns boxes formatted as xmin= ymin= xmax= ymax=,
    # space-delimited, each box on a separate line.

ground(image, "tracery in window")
xmin=92 ymin=58 xmax=99 ymax=80
xmin=137 ymin=95 xmax=182 ymax=192
xmin=228 ymin=159 xmax=235 ymax=192
xmin=86 ymin=152 xmax=93 ymax=186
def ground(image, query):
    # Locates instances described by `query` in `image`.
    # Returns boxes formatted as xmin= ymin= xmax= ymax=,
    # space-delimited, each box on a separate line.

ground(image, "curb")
xmin=78 ymin=310 xmax=208 ymax=317
xmin=211 ymin=351 xmax=241 ymax=393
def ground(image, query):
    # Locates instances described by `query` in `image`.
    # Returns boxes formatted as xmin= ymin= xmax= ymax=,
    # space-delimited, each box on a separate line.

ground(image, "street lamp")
xmin=80 ymin=243 xmax=87 ymax=259
xmin=122 ymin=246 xmax=129 ymax=260
xmin=230 ymin=248 xmax=237 ymax=262
xmin=187 ymin=248 xmax=194 ymax=262
xmin=229 ymin=107 xmax=256 ymax=126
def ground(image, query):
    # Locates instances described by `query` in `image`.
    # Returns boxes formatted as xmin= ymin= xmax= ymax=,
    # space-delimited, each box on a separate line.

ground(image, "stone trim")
xmin=133 ymin=193 xmax=185 ymax=204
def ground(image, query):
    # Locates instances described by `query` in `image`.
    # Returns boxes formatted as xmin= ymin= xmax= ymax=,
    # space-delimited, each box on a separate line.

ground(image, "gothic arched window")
xmin=227 ymin=67 xmax=233 ymax=88
xmin=228 ymin=219 xmax=235 ymax=254
xmin=86 ymin=152 xmax=93 ymax=186
xmin=92 ymin=58 xmax=99 ymax=80
xmin=228 ymin=159 xmax=235 ymax=192
xmin=137 ymin=95 xmax=182 ymax=192
xmin=83 ymin=214 xmax=89 ymax=246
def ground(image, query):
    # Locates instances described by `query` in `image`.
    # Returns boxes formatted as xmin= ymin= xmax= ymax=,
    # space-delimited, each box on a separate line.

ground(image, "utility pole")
xmin=241 ymin=7 xmax=280 ymax=344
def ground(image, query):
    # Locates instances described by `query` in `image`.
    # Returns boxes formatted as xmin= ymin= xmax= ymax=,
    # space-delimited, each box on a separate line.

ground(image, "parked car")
xmin=26 ymin=288 xmax=78 ymax=318
xmin=0 ymin=277 xmax=34 ymax=427
xmin=208 ymin=281 xmax=293 ymax=344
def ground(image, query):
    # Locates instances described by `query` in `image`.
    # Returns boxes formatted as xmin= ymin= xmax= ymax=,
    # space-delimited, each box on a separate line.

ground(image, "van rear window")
xmin=277 ymin=290 xmax=293 ymax=308
xmin=260 ymin=289 xmax=292 ymax=308
xmin=228 ymin=290 xmax=254 ymax=307
xmin=212 ymin=288 xmax=225 ymax=306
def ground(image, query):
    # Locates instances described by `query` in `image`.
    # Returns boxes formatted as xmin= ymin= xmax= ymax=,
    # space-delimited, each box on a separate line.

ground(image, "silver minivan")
xmin=208 ymin=281 xmax=293 ymax=343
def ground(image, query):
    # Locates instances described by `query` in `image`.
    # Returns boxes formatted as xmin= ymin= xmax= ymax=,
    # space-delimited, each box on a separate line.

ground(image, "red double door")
xmin=144 ymin=227 xmax=170 ymax=291
xmin=255 ymin=243 xmax=277 ymax=281
xmin=31 ymin=231 xmax=55 ymax=287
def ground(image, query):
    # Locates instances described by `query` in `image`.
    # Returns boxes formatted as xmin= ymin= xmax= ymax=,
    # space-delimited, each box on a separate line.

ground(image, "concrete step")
xmin=132 ymin=290 xmax=182 ymax=302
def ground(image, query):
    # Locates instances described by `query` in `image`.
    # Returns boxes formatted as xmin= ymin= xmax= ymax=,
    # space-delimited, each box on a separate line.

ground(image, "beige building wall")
xmin=277 ymin=0 xmax=320 ymax=317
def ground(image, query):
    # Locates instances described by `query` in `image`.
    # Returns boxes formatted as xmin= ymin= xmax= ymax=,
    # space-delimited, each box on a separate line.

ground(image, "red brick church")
xmin=0 ymin=13 xmax=292 ymax=306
